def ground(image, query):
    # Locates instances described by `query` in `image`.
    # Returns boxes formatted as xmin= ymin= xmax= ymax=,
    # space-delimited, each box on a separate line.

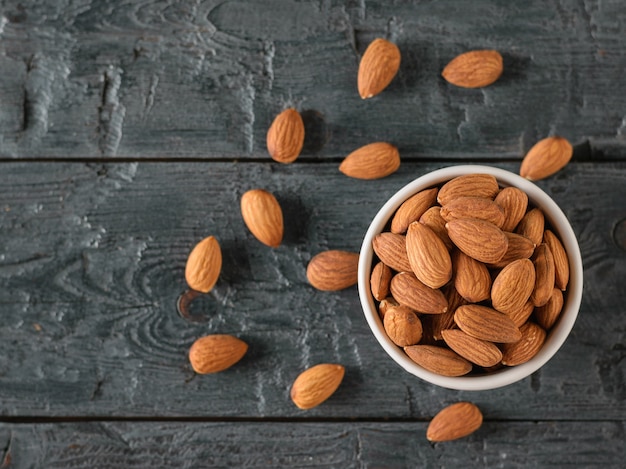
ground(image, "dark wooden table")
xmin=1 ymin=1 xmax=625 ymax=467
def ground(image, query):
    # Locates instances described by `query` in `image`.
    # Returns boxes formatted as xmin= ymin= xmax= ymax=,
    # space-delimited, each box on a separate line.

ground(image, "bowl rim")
xmin=358 ymin=164 xmax=583 ymax=391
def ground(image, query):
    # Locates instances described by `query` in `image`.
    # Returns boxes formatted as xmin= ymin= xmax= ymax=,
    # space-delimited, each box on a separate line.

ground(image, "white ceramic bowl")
xmin=358 ymin=165 xmax=583 ymax=391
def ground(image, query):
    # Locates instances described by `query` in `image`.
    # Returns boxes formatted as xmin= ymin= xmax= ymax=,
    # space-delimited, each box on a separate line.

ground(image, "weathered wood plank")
xmin=1 ymin=0 xmax=626 ymax=158
xmin=0 ymin=161 xmax=625 ymax=418
xmin=0 ymin=420 xmax=624 ymax=468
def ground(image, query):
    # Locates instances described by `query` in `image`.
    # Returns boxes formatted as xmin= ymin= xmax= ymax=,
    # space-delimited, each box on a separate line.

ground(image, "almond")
xmin=453 ymin=250 xmax=491 ymax=303
xmin=440 ymin=197 xmax=505 ymax=228
xmin=390 ymin=272 xmax=448 ymax=314
xmin=515 ymin=208 xmax=545 ymax=246
xmin=429 ymin=285 xmax=466 ymax=341
xmin=370 ymin=261 xmax=392 ymax=301
xmin=455 ymin=304 xmax=522 ymax=343
xmin=406 ymin=222 xmax=452 ymax=289
xmin=442 ymin=50 xmax=503 ymax=88
xmin=241 ymin=189 xmax=284 ymax=247
xmin=506 ymin=300 xmax=535 ymax=328
xmin=442 ymin=329 xmax=502 ymax=368
xmin=290 ymin=364 xmax=345 ymax=410
xmin=519 ymin=136 xmax=573 ymax=181
xmin=266 ymin=108 xmax=305 ymax=164
xmin=404 ymin=345 xmax=472 ymax=377
xmin=339 ymin=142 xmax=400 ymax=180
xmin=357 ymin=38 xmax=401 ymax=99
xmin=427 ymin=402 xmax=483 ymax=442
xmin=501 ymin=322 xmax=546 ymax=366
xmin=419 ymin=206 xmax=454 ymax=250
xmin=446 ymin=218 xmax=509 ymax=264
xmin=534 ymin=288 xmax=564 ymax=330
xmin=306 ymin=250 xmax=359 ymax=291
xmin=543 ymin=230 xmax=570 ymax=290
xmin=185 ymin=235 xmax=222 ymax=293
xmin=391 ymin=187 xmax=438 ymax=234
xmin=372 ymin=232 xmax=412 ymax=272
xmin=531 ymin=243 xmax=556 ymax=307
xmin=488 ymin=232 xmax=536 ymax=269
xmin=437 ymin=174 xmax=499 ymax=205
xmin=189 ymin=334 xmax=248 ymax=374
xmin=495 ymin=187 xmax=529 ymax=232
xmin=384 ymin=305 xmax=423 ymax=347
xmin=491 ymin=258 xmax=536 ymax=315
xmin=378 ymin=296 xmax=400 ymax=319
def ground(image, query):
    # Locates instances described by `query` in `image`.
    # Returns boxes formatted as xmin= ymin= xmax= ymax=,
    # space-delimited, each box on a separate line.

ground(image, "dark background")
xmin=1 ymin=1 xmax=625 ymax=467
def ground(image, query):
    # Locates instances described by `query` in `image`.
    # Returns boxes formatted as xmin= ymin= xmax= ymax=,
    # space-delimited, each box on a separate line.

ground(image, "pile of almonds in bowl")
xmin=358 ymin=165 xmax=583 ymax=391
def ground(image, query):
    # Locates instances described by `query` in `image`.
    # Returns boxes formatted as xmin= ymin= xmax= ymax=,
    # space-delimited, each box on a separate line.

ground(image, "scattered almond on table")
xmin=240 ymin=189 xmax=284 ymax=248
xmin=290 ymin=364 xmax=345 ymax=410
xmin=266 ymin=108 xmax=305 ymax=164
xmin=442 ymin=50 xmax=503 ymax=88
xmin=357 ymin=38 xmax=401 ymax=99
xmin=189 ymin=334 xmax=248 ymax=374
xmin=185 ymin=235 xmax=222 ymax=293
xmin=427 ymin=402 xmax=483 ymax=442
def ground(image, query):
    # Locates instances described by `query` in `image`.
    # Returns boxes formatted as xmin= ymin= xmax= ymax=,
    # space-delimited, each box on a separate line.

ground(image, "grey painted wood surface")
xmin=1 ymin=0 xmax=626 ymax=467
xmin=1 ymin=0 xmax=626 ymax=158
xmin=1 ymin=161 xmax=625 ymax=421
xmin=1 ymin=421 xmax=624 ymax=468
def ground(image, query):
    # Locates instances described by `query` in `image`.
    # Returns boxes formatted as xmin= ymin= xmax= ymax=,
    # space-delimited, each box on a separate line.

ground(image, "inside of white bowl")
xmin=358 ymin=165 xmax=583 ymax=391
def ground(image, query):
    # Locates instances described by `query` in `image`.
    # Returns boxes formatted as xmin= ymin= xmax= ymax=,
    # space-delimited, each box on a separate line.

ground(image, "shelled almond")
xmin=369 ymin=173 xmax=571 ymax=377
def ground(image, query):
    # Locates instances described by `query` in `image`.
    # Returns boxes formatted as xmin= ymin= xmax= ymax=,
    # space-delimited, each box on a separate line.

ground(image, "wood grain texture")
xmin=0 ymin=161 xmax=625 ymax=419
xmin=0 ymin=420 xmax=624 ymax=468
xmin=1 ymin=0 xmax=626 ymax=158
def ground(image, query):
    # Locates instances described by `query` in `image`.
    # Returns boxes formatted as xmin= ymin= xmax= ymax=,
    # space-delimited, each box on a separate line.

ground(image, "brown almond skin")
xmin=430 ymin=285 xmax=467 ymax=341
xmin=442 ymin=50 xmax=503 ymax=88
xmin=372 ymin=232 xmax=412 ymax=272
xmin=544 ymin=230 xmax=570 ymax=290
xmin=516 ymin=208 xmax=545 ymax=246
xmin=531 ymin=243 xmax=556 ymax=307
xmin=446 ymin=218 xmax=509 ymax=264
xmin=442 ymin=329 xmax=502 ymax=367
xmin=420 ymin=206 xmax=454 ymax=250
xmin=384 ymin=305 xmax=423 ymax=347
xmin=535 ymin=288 xmax=564 ymax=330
xmin=520 ymin=136 xmax=573 ymax=181
xmin=378 ymin=296 xmax=400 ymax=319
xmin=488 ymin=232 xmax=536 ymax=269
xmin=339 ymin=142 xmax=400 ymax=180
xmin=307 ymin=250 xmax=359 ymax=291
xmin=437 ymin=174 xmax=499 ymax=206
xmin=506 ymin=300 xmax=535 ymax=328
xmin=370 ymin=261 xmax=392 ymax=301
xmin=404 ymin=345 xmax=472 ymax=377
xmin=266 ymin=108 xmax=305 ymax=164
xmin=501 ymin=322 xmax=546 ymax=366
xmin=358 ymin=38 xmax=401 ymax=99
xmin=406 ymin=222 xmax=452 ymax=289
xmin=491 ymin=258 xmax=536 ymax=315
xmin=427 ymin=402 xmax=483 ymax=442
xmin=440 ymin=196 xmax=505 ymax=228
xmin=391 ymin=187 xmax=438 ymax=234
xmin=495 ymin=187 xmax=529 ymax=232
xmin=453 ymin=250 xmax=491 ymax=303
xmin=455 ymin=304 xmax=522 ymax=343
xmin=241 ymin=189 xmax=284 ymax=247
xmin=290 ymin=364 xmax=345 ymax=410
xmin=189 ymin=334 xmax=248 ymax=374
xmin=390 ymin=272 xmax=448 ymax=314
xmin=185 ymin=235 xmax=222 ymax=293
